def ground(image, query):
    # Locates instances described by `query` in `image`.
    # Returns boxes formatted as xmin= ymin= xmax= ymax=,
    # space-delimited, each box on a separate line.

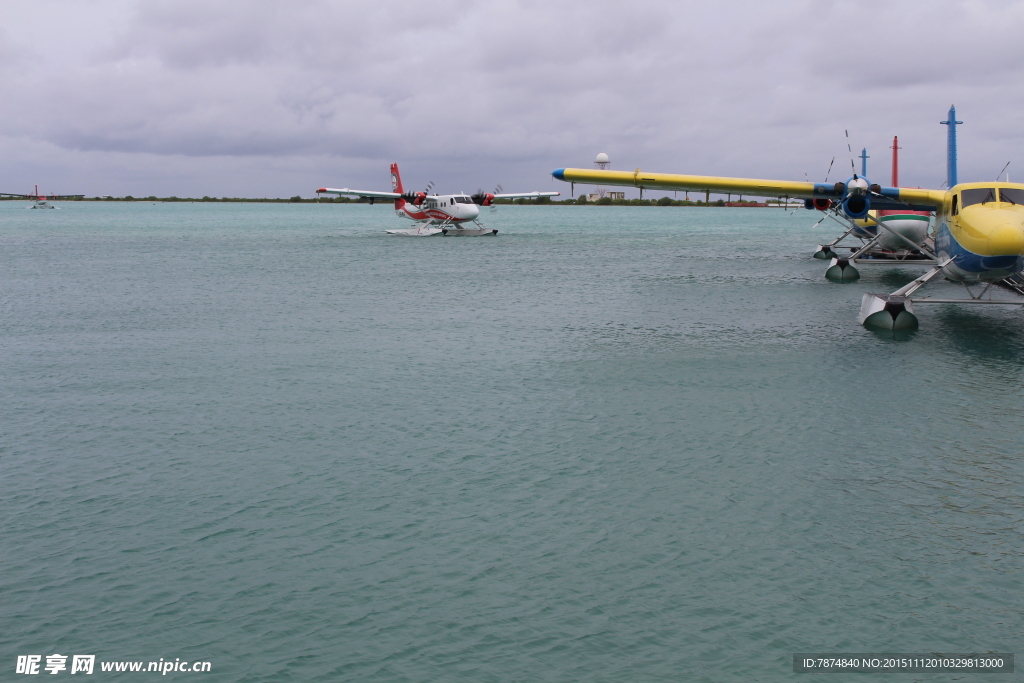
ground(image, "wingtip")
xmin=551 ymin=168 xmax=566 ymax=181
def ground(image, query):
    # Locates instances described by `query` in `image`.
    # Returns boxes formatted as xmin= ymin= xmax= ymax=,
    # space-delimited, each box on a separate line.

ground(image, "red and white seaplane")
xmin=317 ymin=163 xmax=559 ymax=236
xmin=1 ymin=185 xmax=84 ymax=209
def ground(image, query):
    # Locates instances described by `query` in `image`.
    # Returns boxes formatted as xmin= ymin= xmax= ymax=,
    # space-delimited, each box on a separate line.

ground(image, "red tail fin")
xmin=891 ymin=136 xmax=900 ymax=187
xmin=390 ymin=163 xmax=404 ymax=194
xmin=391 ymin=163 xmax=405 ymax=210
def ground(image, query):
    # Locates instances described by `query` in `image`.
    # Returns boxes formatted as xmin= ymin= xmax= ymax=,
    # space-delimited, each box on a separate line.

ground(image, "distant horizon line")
xmin=0 ymin=196 xmax=792 ymax=207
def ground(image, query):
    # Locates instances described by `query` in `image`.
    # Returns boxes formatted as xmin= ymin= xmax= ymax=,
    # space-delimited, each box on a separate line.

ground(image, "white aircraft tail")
xmin=391 ymin=163 xmax=404 ymax=193
xmin=391 ymin=163 xmax=405 ymax=209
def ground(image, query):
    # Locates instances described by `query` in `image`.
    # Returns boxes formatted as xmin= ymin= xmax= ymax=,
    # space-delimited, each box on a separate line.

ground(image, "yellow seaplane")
xmin=552 ymin=106 xmax=1024 ymax=330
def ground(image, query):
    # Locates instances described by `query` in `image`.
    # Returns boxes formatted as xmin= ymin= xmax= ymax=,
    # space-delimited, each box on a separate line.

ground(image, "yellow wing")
xmin=551 ymin=168 xmax=946 ymax=210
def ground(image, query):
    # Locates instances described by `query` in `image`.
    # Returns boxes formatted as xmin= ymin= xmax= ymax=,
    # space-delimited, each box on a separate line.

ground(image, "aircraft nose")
xmin=467 ymin=203 xmax=480 ymax=218
xmin=988 ymin=222 xmax=1024 ymax=255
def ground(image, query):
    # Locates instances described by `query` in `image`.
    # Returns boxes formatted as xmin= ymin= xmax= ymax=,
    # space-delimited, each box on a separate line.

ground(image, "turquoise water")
xmin=2 ymin=202 xmax=1022 ymax=681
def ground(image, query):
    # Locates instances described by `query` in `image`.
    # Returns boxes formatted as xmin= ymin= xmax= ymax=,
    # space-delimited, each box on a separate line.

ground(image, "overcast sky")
xmin=2 ymin=0 xmax=1023 ymax=198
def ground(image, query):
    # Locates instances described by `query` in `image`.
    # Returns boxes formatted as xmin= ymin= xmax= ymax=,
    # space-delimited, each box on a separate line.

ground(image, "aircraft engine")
xmin=813 ymin=198 xmax=832 ymax=211
xmin=842 ymin=194 xmax=870 ymax=219
xmin=470 ymin=192 xmax=495 ymax=206
xmin=841 ymin=176 xmax=871 ymax=219
xmin=400 ymin=191 xmax=427 ymax=205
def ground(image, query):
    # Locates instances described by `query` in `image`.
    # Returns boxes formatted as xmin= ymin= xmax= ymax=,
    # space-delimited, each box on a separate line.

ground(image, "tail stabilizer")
xmin=940 ymin=105 xmax=962 ymax=188
xmin=391 ymin=163 xmax=404 ymax=194
xmin=391 ymin=163 xmax=406 ymax=209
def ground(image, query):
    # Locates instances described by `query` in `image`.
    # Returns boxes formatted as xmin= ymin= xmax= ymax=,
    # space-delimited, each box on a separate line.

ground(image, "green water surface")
xmin=2 ymin=202 xmax=1022 ymax=681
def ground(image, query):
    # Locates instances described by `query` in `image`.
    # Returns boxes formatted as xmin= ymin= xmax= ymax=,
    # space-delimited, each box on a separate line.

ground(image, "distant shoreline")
xmin=0 ymin=196 xmax=797 ymax=207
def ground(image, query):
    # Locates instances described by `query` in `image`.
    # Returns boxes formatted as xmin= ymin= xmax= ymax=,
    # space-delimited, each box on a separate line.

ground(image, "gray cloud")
xmin=2 ymin=0 xmax=1024 ymax=197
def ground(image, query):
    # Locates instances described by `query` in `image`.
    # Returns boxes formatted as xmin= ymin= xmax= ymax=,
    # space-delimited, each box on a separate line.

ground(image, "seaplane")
xmin=0 ymin=185 xmax=84 ymax=209
xmin=317 ymin=163 xmax=559 ymax=236
xmin=552 ymin=106 xmax=1024 ymax=330
xmin=813 ymin=138 xmax=935 ymax=281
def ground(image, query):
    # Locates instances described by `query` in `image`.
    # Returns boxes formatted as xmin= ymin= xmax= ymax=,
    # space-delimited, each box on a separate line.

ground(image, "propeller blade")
xmin=845 ymin=130 xmax=855 ymax=176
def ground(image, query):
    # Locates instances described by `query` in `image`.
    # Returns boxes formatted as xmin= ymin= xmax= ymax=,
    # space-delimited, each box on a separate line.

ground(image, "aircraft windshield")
xmin=999 ymin=188 xmax=1024 ymax=205
xmin=961 ymin=188 xmax=997 ymax=207
xmin=453 ymin=196 xmax=473 ymax=204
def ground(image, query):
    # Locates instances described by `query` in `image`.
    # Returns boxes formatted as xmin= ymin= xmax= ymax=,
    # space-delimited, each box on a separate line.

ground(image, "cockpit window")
xmin=453 ymin=196 xmax=472 ymax=204
xmin=961 ymin=188 xmax=997 ymax=207
xmin=999 ymin=188 xmax=1024 ymax=205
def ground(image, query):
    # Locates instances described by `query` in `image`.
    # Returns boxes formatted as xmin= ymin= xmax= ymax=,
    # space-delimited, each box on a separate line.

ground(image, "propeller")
xmin=797 ymin=157 xmax=838 ymax=214
xmin=400 ymin=180 xmax=434 ymax=205
xmin=832 ymin=130 xmax=885 ymax=219
xmin=845 ymin=130 xmax=856 ymax=176
xmin=471 ymin=184 xmax=503 ymax=212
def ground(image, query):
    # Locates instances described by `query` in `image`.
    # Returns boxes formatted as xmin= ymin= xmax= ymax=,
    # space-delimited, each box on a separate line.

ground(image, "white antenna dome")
xmin=595 ymin=152 xmax=609 ymax=164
